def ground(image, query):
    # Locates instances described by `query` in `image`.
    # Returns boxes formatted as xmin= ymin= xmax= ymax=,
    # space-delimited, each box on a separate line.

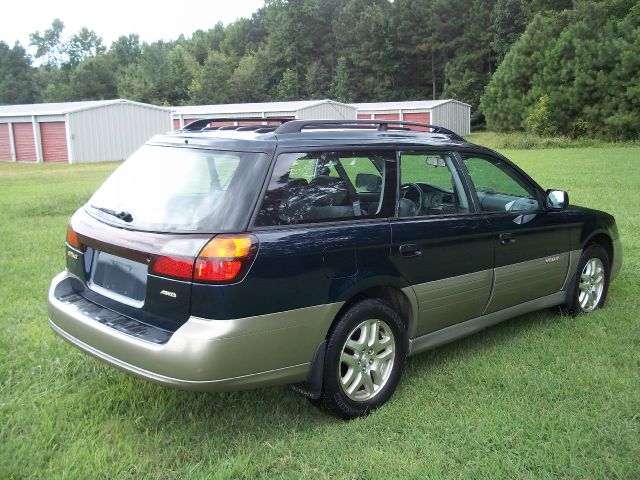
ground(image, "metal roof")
xmin=0 ymin=99 xmax=172 ymax=117
xmin=350 ymin=99 xmax=471 ymax=111
xmin=172 ymin=99 xmax=354 ymax=115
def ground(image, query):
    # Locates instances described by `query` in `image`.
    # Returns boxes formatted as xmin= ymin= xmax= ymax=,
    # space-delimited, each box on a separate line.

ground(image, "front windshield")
xmin=87 ymin=145 xmax=269 ymax=232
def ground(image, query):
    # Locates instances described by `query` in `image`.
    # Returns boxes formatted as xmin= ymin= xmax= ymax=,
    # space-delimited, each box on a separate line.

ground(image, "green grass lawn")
xmin=1 ymin=146 xmax=639 ymax=479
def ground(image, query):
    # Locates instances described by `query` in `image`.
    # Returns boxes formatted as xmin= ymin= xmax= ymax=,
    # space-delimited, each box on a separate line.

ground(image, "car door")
xmin=459 ymin=153 xmax=571 ymax=314
xmin=390 ymin=151 xmax=495 ymax=336
xmin=248 ymin=149 xmax=396 ymax=318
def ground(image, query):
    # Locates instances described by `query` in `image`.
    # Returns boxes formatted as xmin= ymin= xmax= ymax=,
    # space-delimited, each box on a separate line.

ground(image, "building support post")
xmin=32 ymin=116 xmax=43 ymax=163
xmin=8 ymin=122 xmax=16 ymax=161
xmin=65 ymin=114 xmax=74 ymax=164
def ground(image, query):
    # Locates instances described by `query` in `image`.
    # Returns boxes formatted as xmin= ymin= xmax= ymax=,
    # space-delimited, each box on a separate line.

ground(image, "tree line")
xmin=0 ymin=0 xmax=637 ymax=138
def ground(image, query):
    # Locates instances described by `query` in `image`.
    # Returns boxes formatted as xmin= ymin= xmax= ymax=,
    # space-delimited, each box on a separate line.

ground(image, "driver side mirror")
xmin=545 ymin=189 xmax=569 ymax=210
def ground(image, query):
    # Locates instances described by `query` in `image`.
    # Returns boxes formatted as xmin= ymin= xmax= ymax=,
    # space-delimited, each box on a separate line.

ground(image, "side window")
xmin=255 ymin=151 xmax=390 ymax=226
xmin=398 ymin=152 xmax=470 ymax=217
xmin=462 ymin=155 xmax=540 ymax=212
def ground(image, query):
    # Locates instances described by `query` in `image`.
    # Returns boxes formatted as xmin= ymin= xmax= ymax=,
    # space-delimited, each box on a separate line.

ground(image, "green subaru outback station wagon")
xmin=48 ymin=119 xmax=622 ymax=418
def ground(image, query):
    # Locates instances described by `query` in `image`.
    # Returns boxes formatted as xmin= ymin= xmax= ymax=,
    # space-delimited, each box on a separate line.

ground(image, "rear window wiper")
xmin=90 ymin=205 xmax=133 ymax=223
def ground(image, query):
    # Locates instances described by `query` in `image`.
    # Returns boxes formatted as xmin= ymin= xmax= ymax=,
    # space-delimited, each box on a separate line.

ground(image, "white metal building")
xmin=0 ymin=100 xmax=172 ymax=164
xmin=351 ymin=100 xmax=471 ymax=135
xmin=171 ymin=99 xmax=470 ymax=135
xmin=171 ymin=100 xmax=357 ymax=129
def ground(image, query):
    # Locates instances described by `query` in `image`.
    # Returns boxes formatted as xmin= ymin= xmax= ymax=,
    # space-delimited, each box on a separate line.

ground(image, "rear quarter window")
xmin=255 ymin=151 xmax=392 ymax=226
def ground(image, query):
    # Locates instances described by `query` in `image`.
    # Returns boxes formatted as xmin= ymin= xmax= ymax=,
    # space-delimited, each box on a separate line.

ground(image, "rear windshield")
xmin=86 ymin=145 xmax=269 ymax=233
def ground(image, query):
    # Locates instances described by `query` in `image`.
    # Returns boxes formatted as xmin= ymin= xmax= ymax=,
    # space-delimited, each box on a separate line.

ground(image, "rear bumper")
xmin=48 ymin=271 xmax=340 ymax=391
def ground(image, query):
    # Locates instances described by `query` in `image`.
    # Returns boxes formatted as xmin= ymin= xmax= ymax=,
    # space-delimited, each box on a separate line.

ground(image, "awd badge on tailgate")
xmin=160 ymin=290 xmax=177 ymax=298
xmin=67 ymin=250 xmax=79 ymax=260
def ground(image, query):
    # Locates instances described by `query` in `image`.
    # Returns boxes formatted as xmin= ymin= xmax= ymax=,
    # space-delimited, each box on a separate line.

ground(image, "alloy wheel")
xmin=338 ymin=318 xmax=396 ymax=401
xmin=578 ymin=257 xmax=605 ymax=312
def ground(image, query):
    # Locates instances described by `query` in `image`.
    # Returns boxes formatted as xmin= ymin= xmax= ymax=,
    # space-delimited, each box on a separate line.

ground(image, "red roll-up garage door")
xmin=357 ymin=114 xmax=373 ymax=120
xmin=266 ymin=116 xmax=294 ymax=126
xmin=13 ymin=123 xmax=36 ymax=162
xmin=374 ymin=113 xmax=401 ymax=128
xmin=374 ymin=113 xmax=400 ymax=121
xmin=0 ymin=124 xmax=11 ymax=161
xmin=173 ymin=119 xmax=181 ymax=130
xmin=40 ymin=122 xmax=68 ymax=163
xmin=403 ymin=112 xmax=431 ymax=131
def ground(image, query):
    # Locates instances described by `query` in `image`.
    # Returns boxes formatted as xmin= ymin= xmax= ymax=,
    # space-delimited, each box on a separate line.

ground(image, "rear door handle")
xmin=499 ymin=233 xmax=516 ymax=245
xmin=399 ymin=244 xmax=422 ymax=258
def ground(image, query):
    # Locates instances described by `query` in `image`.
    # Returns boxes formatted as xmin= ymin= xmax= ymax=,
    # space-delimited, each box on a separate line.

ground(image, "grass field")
xmin=1 ymin=144 xmax=639 ymax=479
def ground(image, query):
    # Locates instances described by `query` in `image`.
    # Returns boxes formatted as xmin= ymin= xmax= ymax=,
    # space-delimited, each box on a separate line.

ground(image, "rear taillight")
xmin=66 ymin=225 xmax=83 ymax=250
xmin=150 ymin=255 xmax=194 ymax=281
xmin=150 ymin=235 xmax=258 ymax=284
xmin=195 ymin=235 xmax=258 ymax=283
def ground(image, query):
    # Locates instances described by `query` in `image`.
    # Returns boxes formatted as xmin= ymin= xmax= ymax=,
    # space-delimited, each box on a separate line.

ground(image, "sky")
xmin=0 ymin=0 xmax=265 ymax=53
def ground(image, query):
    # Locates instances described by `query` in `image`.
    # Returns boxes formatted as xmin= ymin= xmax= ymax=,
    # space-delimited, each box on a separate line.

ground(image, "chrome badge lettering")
xmin=160 ymin=290 xmax=177 ymax=298
xmin=545 ymin=255 xmax=560 ymax=263
xmin=67 ymin=250 xmax=78 ymax=260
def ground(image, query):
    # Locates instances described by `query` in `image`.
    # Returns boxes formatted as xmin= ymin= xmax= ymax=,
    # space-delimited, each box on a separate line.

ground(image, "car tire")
xmin=562 ymin=243 xmax=611 ymax=315
xmin=314 ymin=298 xmax=407 ymax=419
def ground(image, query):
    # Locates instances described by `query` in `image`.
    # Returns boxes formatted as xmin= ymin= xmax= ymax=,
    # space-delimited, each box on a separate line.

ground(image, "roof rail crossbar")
xmin=273 ymin=119 xmax=463 ymax=139
xmin=181 ymin=117 xmax=292 ymax=131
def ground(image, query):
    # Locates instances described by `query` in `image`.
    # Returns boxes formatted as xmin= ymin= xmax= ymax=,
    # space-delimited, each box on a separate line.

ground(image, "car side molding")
xmin=408 ymin=291 xmax=567 ymax=356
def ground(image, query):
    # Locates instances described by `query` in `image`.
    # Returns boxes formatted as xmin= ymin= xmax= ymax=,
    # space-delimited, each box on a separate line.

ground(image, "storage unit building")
xmin=0 ymin=100 xmax=173 ymax=164
xmin=351 ymin=99 xmax=471 ymax=136
xmin=171 ymin=100 xmax=357 ymax=130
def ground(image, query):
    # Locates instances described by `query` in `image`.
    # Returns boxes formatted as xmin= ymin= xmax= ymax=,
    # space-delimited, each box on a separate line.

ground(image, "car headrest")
xmin=355 ymin=173 xmax=382 ymax=192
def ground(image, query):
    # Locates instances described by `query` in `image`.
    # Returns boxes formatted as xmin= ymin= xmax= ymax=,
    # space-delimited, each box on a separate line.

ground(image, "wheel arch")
xmin=330 ymin=285 xmax=418 ymax=341
xmin=291 ymin=284 xmax=417 ymax=401
xmin=583 ymin=231 xmax=614 ymax=266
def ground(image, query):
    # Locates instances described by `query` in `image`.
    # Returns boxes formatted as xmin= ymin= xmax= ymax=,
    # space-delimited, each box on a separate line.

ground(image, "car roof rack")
xmin=181 ymin=117 xmax=292 ymax=132
xmin=273 ymin=119 xmax=463 ymax=139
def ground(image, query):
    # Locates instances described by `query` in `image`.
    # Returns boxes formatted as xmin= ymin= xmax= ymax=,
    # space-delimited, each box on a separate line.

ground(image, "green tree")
xmin=117 ymin=63 xmax=156 ymax=103
xmin=110 ymin=34 xmax=142 ymax=67
xmin=190 ymin=24 xmax=225 ymax=65
xmin=228 ymin=52 xmax=269 ymax=102
xmin=333 ymin=0 xmax=396 ymax=100
xmin=276 ymin=68 xmax=299 ymax=100
xmin=305 ymin=61 xmax=330 ymax=99
xmin=35 ymin=67 xmax=73 ymax=102
xmin=129 ymin=41 xmax=175 ymax=104
xmin=0 ymin=42 xmax=38 ymax=104
xmin=66 ymin=27 xmax=105 ymax=67
xmin=29 ymin=18 xmax=65 ymax=66
xmin=391 ymin=0 xmax=441 ymax=100
xmin=167 ymin=45 xmax=199 ymax=104
xmin=221 ymin=18 xmax=254 ymax=59
xmin=481 ymin=12 xmax=567 ymax=131
xmin=70 ymin=54 xmax=117 ymax=99
xmin=259 ymin=0 xmax=341 ymax=100
xmin=482 ymin=1 xmax=640 ymax=139
xmin=490 ymin=0 xmax=528 ymax=62
xmin=329 ymin=56 xmax=354 ymax=102
xmin=189 ymin=51 xmax=233 ymax=104
xmin=521 ymin=0 xmax=573 ymax=18
xmin=525 ymin=94 xmax=556 ymax=135
xmin=442 ymin=0 xmax=496 ymax=126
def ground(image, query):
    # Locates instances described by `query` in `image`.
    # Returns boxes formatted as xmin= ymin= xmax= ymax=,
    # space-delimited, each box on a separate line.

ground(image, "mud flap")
xmin=289 ymin=340 xmax=326 ymax=400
